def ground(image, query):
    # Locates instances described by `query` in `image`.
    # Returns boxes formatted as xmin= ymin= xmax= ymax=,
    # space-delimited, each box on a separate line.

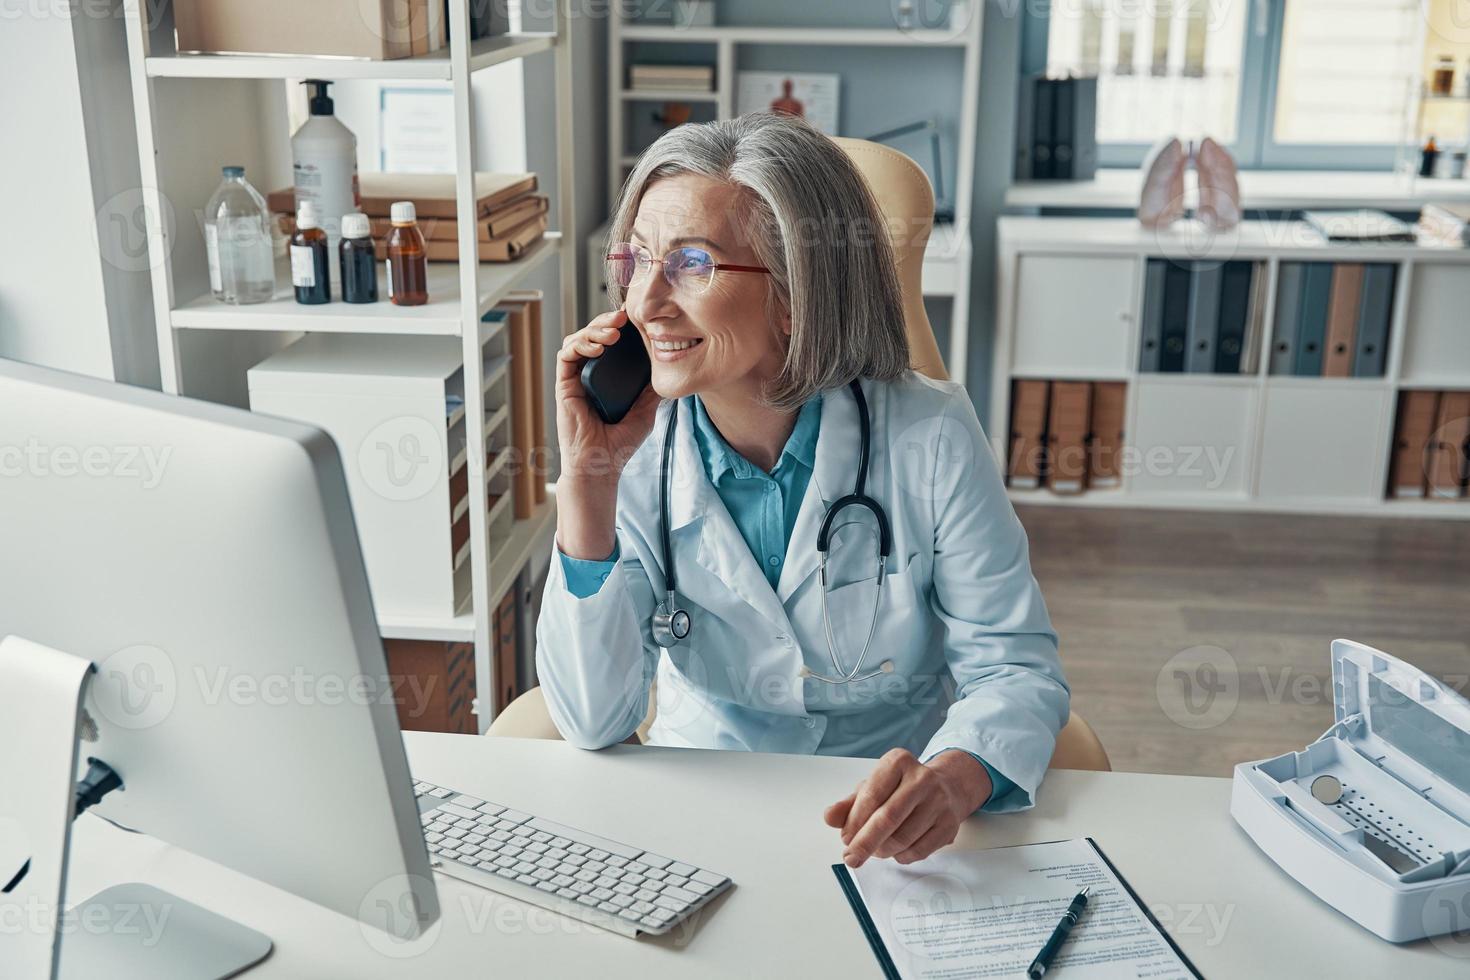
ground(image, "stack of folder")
xmin=1389 ymin=390 xmax=1470 ymax=500
xmin=271 ymin=172 xmax=548 ymax=263
xmin=1270 ymin=262 xmax=1396 ymax=377
xmin=1014 ymin=75 xmax=1098 ymax=181
xmin=497 ymin=290 xmax=549 ymax=519
xmin=1007 ymin=380 xmax=1127 ymax=495
xmin=1417 ymin=203 xmax=1470 ymax=247
xmin=629 ymin=63 xmax=715 ymax=92
xmin=1140 ymin=259 xmax=1264 ymax=374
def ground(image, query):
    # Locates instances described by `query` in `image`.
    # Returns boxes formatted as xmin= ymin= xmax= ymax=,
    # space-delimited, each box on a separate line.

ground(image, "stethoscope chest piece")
xmin=652 ymin=592 xmax=691 ymax=648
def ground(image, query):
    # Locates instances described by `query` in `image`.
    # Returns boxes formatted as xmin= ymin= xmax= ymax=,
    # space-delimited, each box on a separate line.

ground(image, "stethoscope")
xmin=651 ymin=380 xmax=896 ymax=685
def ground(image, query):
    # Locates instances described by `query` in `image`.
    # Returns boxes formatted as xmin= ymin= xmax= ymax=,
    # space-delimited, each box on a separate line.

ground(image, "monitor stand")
xmin=0 ymin=636 xmax=273 ymax=980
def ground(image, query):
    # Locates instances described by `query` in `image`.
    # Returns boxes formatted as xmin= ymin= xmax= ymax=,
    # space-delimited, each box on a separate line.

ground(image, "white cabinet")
xmin=1129 ymin=379 xmax=1256 ymax=496
xmin=1256 ymin=383 xmax=1392 ymax=502
xmin=1011 ymin=255 xmax=1136 ymax=378
xmin=1399 ymin=262 xmax=1470 ymax=385
xmin=248 ymin=330 xmax=510 ymax=623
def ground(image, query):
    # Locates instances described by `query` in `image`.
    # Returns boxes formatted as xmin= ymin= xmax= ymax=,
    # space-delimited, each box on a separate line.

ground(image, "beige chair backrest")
xmin=828 ymin=136 xmax=948 ymax=381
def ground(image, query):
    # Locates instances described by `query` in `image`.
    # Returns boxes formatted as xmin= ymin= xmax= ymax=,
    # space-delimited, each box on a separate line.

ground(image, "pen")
xmin=1026 ymin=886 xmax=1090 ymax=979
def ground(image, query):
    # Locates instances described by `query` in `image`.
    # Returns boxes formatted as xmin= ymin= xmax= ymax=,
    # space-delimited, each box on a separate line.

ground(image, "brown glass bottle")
xmin=289 ymin=200 xmax=331 ymax=305
xmin=385 ymin=200 xmax=428 ymax=306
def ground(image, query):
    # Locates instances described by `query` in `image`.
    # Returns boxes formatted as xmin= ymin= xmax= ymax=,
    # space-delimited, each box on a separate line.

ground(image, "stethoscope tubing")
xmin=652 ymin=381 xmax=892 ymax=684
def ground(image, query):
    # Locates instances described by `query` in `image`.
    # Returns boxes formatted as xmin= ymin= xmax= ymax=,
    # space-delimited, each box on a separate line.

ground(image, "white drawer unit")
xmin=248 ymin=327 xmax=512 ymax=624
xmin=1010 ymin=254 xmax=1137 ymax=378
xmin=993 ymin=217 xmax=1470 ymax=518
xmin=1255 ymin=382 xmax=1393 ymax=502
xmin=1129 ymin=378 xmax=1256 ymax=497
xmin=1398 ymin=261 xmax=1470 ymax=386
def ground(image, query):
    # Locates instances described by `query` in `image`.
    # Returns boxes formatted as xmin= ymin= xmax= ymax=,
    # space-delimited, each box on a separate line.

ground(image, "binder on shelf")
xmin=507 ymin=289 xmax=548 ymax=505
xmin=1389 ymin=390 xmax=1441 ymax=499
xmin=1007 ymin=379 xmax=1051 ymax=489
xmin=501 ymin=299 xmax=539 ymax=519
xmin=1270 ymin=262 xmax=1304 ymax=376
xmin=1322 ymin=263 xmax=1363 ymax=378
xmin=1138 ymin=259 xmax=1167 ymax=372
xmin=1158 ymin=261 xmax=1191 ymax=373
xmin=1426 ymin=391 xmax=1470 ymax=500
xmin=1053 ymin=78 xmax=1075 ymax=180
xmin=1184 ymin=261 xmax=1222 ymax=373
xmin=1293 ymin=262 xmax=1333 ymax=377
xmin=1088 ymin=381 xmax=1127 ymax=489
xmin=1014 ymin=74 xmax=1036 ymax=180
xmin=493 ymin=590 xmax=518 ymax=715
xmin=1214 ymin=260 xmax=1254 ymax=374
xmin=1240 ymin=260 xmax=1267 ymax=375
xmin=1353 ymin=264 xmax=1395 ymax=378
xmin=1044 ymin=381 xmax=1091 ymax=494
xmin=1032 ymin=78 xmax=1056 ymax=180
xmin=383 ymin=639 xmax=476 ymax=734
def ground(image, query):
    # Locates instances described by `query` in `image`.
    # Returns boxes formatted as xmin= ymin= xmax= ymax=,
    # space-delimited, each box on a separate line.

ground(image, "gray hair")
xmin=605 ymin=111 xmax=910 ymax=410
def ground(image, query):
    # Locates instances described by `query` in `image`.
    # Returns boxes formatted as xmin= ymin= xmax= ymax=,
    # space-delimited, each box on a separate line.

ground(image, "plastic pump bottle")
xmin=292 ymin=79 xmax=359 ymax=250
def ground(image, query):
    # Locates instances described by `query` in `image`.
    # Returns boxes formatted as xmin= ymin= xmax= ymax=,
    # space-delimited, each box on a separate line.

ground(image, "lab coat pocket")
xmin=815 ymin=551 xmax=928 ymax=665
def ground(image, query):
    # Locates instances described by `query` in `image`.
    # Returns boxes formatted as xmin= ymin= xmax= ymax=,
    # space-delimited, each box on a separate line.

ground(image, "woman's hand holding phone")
xmin=554 ymin=309 xmax=660 ymax=561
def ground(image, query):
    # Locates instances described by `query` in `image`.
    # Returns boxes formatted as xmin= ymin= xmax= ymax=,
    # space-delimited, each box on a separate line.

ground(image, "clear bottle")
xmin=385 ymin=201 xmax=428 ymax=307
xmin=290 ymin=200 xmax=331 ymax=305
xmin=203 ymin=166 xmax=276 ymax=305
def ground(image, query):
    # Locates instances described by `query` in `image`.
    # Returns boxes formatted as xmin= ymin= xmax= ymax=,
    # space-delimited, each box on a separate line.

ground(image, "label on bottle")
xmin=386 ymin=258 xmax=394 ymax=299
xmin=205 ymin=224 xmax=222 ymax=292
xmin=290 ymin=245 xmax=317 ymax=287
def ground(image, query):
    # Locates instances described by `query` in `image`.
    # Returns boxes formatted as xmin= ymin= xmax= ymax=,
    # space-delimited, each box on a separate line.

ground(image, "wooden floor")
xmin=1016 ymin=504 xmax=1470 ymax=778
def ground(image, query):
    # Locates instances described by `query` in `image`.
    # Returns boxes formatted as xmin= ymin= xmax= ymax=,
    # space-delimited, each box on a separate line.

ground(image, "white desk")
xmin=66 ymin=735 xmax=1468 ymax=977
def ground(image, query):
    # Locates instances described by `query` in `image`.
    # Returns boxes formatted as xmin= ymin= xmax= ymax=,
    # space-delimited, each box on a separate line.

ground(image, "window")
xmin=1038 ymin=0 xmax=1457 ymax=170
xmin=1272 ymin=0 xmax=1422 ymax=145
xmin=1045 ymin=0 xmax=1249 ymax=148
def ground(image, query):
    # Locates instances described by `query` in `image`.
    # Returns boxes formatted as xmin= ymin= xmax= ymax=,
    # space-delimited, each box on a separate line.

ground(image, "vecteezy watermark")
xmin=1425 ymin=881 xmax=1470 ymax=959
xmin=358 ymin=416 xmax=443 ymax=502
xmin=92 ymin=187 xmax=174 ymax=274
xmin=357 ymin=873 xmax=443 ymax=959
xmin=890 ymin=0 xmax=976 ymax=43
xmin=1009 ymin=441 xmax=1239 ymax=491
xmin=0 ymin=894 xmax=173 ymax=947
xmin=90 ymin=644 xmax=177 ymax=731
xmin=1156 ymin=645 xmax=1239 ymax=731
xmin=0 ymin=440 xmax=172 ymax=489
xmin=886 ymin=872 xmax=977 ymax=959
xmin=192 ymin=665 xmax=437 ymax=719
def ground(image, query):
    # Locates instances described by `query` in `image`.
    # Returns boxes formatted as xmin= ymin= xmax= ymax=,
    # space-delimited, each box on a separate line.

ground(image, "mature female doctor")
xmin=536 ymin=111 xmax=1069 ymax=869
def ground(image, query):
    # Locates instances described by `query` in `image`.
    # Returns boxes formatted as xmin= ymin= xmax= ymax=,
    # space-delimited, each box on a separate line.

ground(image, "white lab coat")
xmin=535 ymin=371 xmax=1069 ymax=810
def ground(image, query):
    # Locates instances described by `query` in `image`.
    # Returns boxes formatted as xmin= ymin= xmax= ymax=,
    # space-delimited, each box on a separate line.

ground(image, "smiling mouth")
xmin=651 ymin=338 xmax=703 ymax=352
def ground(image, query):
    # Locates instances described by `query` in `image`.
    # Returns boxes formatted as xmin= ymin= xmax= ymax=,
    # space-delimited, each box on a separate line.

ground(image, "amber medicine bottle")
xmin=385 ymin=201 xmax=428 ymax=306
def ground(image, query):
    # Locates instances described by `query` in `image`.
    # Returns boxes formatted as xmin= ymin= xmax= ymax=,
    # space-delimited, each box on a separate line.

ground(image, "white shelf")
xmin=620 ymin=88 xmax=718 ymax=102
xmin=487 ymin=492 xmax=557 ymax=612
xmin=620 ymin=25 xmax=968 ymax=46
xmin=1006 ymin=168 xmax=1470 ymax=212
xmin=171 ymin=233 xmax=560 ymax=335
xmin=144 ymin=32 xmax=557 ymax=81
xmin=378 ymin=490 xmax=556 ymax=641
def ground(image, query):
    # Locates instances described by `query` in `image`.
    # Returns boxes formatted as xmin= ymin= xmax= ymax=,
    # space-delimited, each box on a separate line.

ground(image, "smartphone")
xmin=579 ymin=323 xmax=651 ymax=424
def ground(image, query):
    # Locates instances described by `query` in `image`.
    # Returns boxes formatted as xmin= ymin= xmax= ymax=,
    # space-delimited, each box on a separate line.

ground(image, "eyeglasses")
xmin=606 ymin=242 xmax=771 ymax=296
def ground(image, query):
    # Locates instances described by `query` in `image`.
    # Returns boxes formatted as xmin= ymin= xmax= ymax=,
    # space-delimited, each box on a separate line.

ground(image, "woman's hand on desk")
xmin=824 ymin=748 xmax=993 ymax=868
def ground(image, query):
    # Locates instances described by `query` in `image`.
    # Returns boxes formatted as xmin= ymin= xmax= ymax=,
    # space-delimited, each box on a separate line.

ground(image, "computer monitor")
xmin=0 ymin=359 xmax=438 ymax=961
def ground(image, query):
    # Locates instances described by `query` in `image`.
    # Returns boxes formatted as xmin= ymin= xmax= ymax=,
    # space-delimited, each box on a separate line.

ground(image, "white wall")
xmin=0 ymin=2 xmax=158 ymax=387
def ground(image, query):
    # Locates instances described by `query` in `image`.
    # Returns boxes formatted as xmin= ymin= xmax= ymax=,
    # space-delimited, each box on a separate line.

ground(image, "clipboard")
xmin=832 ymin=837 xmax=1204 ymax=980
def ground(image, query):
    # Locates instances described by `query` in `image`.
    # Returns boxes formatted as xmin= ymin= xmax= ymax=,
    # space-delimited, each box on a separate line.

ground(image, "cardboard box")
xmin=173 ymin=0 xmax=418 ymax=60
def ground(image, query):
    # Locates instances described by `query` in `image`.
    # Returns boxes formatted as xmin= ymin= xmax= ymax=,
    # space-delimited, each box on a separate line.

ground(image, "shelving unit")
xmin=121 ymin=2 xmax=575 ymax=730
xmin=993 ymin=216 xmax=1470 ymax=519
xmin=606 ymin=7 xmax=981 ymax=383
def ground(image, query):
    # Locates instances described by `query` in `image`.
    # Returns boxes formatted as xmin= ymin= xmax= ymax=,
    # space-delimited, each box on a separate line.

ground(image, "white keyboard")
xmin=414 ymin=780 xmax=733 ymax=938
